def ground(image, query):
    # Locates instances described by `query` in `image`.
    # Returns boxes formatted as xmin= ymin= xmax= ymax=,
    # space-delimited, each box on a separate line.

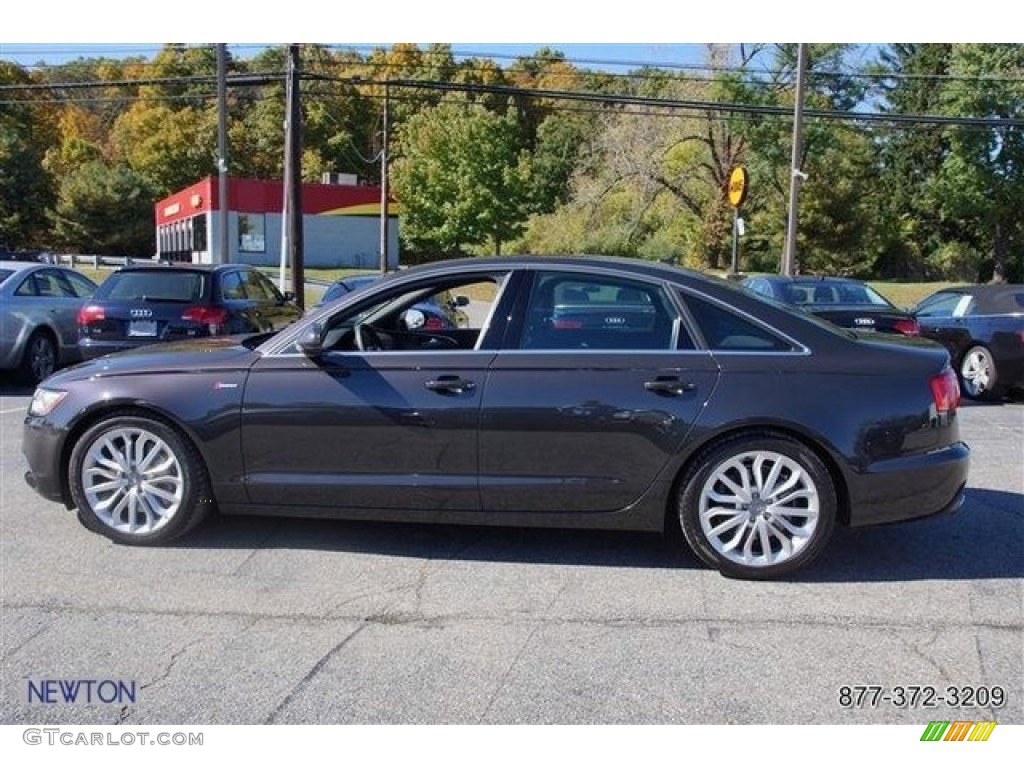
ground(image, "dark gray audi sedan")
xmin=22 ymin=256 xmax=969 ymax=579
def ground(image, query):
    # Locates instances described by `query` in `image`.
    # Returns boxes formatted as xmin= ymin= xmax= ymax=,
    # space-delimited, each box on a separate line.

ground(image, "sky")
xmin=0 ymin=43 xmax=714 ymax=73
xmin=4 ymin=0 xmax=1016 ymax=62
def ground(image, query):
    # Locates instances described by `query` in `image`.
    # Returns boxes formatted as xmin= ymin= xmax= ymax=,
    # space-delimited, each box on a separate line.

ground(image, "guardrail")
xmin=39 ymin=253 xmax=158 ymax=269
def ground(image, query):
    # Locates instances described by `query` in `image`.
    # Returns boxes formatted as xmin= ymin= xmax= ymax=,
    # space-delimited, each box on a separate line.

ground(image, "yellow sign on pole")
xmin=727 ymin=166 xmax=749 ymax=208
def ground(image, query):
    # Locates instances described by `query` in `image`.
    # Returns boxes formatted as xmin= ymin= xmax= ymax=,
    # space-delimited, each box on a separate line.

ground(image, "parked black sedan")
xmin=742 ymin=275 xmax=920 ymax=335
xmin=913 ymin=284 xmax=1024 ymax=400
xmin=77 ymin=263 xmax=302 ymax=360
xmin=24 ymin=256 xmax=968 ymax=579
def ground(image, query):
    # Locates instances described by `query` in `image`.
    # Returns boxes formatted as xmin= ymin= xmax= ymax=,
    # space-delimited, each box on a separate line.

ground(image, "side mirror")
xmin=297 ymin=322 xmax=324 ymax=357
xmin=454 ymin=295 xmax=470 ymax=307
xmin=282 ymin=291 xmax=296 ymax=302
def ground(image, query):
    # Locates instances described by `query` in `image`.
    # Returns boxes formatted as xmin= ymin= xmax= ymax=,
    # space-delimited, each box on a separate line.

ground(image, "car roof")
xmin=0 ymin=260 xmax=46 ymax=272
xmin=113 ymin=263 xmax=241 ymax=273
xmin=932 ymin=284 xmax=1024 ymax=313
xmin=752 ymin=274 xmax=866 ymax=285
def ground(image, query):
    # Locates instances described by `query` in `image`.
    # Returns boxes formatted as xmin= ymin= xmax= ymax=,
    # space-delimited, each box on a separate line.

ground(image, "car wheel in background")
xmin=69 ymin=413 xmax=213 ymax=545
xmin=20 ymin=330 xmax=57 ymax=384
xmin=958 ymin=345 xmax=1003 ymax=401
xmin=677 ymin=434 xmax=836 ymax=580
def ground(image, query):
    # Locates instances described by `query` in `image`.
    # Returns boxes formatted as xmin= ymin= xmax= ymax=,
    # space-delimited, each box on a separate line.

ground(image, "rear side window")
xmin=99 ymin=271 xmax=207 ymax=302
xmin=521 ymin=271 xmax=686 ymax=350
xmin=681 ymin=292 xmax=793 ymax=351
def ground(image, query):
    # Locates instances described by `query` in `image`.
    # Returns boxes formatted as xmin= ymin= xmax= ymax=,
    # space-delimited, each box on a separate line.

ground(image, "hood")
xmin=48 ymin=336 xmax=260 ymax=384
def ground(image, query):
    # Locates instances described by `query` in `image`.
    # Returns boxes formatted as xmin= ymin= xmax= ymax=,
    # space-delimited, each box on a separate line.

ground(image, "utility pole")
xmin=285 ymin=44 xmax=304 ymax=309
xmin=782 ymin=43 xmax=809 ymax=277
xmin=379 ymin=80 xmax=390 ymax=274
xmin=216 ymin=43 xmax=229 ymax=264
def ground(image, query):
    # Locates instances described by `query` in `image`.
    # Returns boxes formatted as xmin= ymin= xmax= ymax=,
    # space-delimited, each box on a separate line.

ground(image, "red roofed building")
xmin=155 ymin=175 xmax=398 ymax=268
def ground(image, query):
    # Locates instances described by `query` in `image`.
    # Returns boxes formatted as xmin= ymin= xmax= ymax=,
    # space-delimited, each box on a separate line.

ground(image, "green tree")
xmin=0 ymin=62 xmax=54 ymax=248
xmin=50 ymin=160 xmax=155 ymax=255
xmin=392 ymin=102 xmax=532 ymax=255
xmin=931 ymin=44 xmax=1024 ymax=281
xmin=870 ymin=44 xmax=954 ymax=278
xmin=110 ymin=102 xmax=216 ymax=195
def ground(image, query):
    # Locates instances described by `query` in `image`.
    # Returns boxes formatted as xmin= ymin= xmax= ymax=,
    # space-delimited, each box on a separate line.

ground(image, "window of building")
xmin=239 ymin=214 xmax=266 ymax=253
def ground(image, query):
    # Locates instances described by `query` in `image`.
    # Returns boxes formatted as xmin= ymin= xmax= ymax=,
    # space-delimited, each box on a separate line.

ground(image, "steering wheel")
xmin=354 ymin=323 xmax=385 ymax=352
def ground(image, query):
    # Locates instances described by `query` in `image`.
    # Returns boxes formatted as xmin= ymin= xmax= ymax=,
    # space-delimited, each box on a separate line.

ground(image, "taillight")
xmin=930 ymin=367 xmax=960 ymax=413
xmin=186 ymin=307 xmax=232 ymax=325
xmin=423 ymin=315 xmax=445 ymax=330
xmin=893 ymin=318 xmax=920 ymax=336
xmin=77 ymin=305 xmax=105 ymax=325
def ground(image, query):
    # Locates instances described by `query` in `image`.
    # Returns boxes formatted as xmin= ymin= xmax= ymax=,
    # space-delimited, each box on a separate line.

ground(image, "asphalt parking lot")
xmin=1 ymin=379 xmax=1021 ymax=726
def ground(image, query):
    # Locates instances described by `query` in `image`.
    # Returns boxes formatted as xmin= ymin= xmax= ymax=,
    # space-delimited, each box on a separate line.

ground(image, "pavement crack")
xmin=475 ymin=578 xmax=569 ymax=724
xmin=230 ymin=521 xmax=284 ymax=576
xmin=140 ymin=639 xmax=204 ymax=692
xmin=263 ymin=623 xmax=368 ymax=724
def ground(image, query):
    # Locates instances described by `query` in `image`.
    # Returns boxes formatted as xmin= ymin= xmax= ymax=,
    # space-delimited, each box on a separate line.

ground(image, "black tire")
xmin=958 ymin=345 xmax=1004 ymax=401
xmin=20 ymin=330 xmax=57 ymax=385
xmin=676 ymin=434 xmax=836 ymax=579
xmin=69 ymin=413 xmax=213 ymax=545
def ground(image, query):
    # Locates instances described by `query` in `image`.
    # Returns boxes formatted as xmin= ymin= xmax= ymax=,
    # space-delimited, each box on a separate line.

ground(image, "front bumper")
xmin=22 ymin=416 xmax=69 ymax=506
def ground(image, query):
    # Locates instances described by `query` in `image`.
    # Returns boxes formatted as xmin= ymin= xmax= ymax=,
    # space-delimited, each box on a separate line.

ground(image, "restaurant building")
xmin=154 ymin=175 xmax=398 ymax=268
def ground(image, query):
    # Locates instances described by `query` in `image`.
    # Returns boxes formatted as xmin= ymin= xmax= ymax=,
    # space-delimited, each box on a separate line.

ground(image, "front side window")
xmin=312 ymin=273 xmax=506 ymax=354
xmin=914 ymin=292 xmax=972 ymax=318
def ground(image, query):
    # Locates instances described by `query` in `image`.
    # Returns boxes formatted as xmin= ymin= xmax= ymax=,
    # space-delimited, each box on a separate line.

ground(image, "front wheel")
xmin=959 ymin=345 xmax=1003 ymax=401
xmin=677 ymin=435 xmax=836 ymax=579
xmin=69 ymin=414 xmax=213 ymax=545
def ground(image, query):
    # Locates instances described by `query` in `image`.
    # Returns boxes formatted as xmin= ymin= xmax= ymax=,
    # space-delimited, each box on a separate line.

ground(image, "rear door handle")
xmin=644 ymin=376 xmax=695 ymax=396
xmin=425 ymin=375 xmax=476 ymax=394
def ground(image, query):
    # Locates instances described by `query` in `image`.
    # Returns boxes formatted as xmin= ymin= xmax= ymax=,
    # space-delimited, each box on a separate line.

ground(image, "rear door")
xmin=478 ymin=270 xmax=719 ymax=513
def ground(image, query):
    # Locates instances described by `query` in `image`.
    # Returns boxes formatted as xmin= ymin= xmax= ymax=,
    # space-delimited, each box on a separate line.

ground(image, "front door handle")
xmin=425 ymin=375 xmax=476 ymax=394
xmin=644 ymin=376 xmax=695 ymax=396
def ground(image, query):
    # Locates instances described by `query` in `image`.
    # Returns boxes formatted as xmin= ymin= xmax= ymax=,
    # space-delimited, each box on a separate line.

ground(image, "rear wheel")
xmin=20 ymin=330 xmax=57 ymax=384
xmin=69 ymin=414 xmax=212 ymax=545
xmin=959 ymin=345 xmax=1003 ymax=401
xmin=677 ymin=434 xmax=836 ymax=579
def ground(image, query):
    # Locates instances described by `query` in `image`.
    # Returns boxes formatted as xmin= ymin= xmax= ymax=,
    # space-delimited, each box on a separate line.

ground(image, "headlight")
xmin=28 ymin=388 xmax=68 ymax=417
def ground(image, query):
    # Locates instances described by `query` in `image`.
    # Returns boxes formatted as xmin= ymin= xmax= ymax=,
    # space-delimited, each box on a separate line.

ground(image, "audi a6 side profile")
xmin=23 ymin=256 xmax=969 ymax=579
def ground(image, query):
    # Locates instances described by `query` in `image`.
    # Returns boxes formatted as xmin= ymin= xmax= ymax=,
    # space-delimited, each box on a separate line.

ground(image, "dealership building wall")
xmin=155 ymin=176 xmax=399 ymax=269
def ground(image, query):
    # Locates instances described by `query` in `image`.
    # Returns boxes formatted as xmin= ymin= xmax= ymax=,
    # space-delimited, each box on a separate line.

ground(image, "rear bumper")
xmin=846 ymin=441 xmax=970 ymax=527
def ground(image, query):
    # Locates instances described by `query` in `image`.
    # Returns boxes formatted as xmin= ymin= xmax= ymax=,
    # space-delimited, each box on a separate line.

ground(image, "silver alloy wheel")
xmin=960 ymin=346 xmax=994 ymax=397
xmin=80 ymin=427 xmax=185 ymax=535
xmin=27 ymin=334 xmax=56 ymax=383
xmin=698 ymin=450 xmax=820 ymax=569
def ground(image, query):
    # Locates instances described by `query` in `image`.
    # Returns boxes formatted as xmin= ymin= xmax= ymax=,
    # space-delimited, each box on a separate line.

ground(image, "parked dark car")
xmin=742 ymin=275 xmax=920 ymax=336
xmin=24 ymin=256 xmax=968 ymax=579
xmin=912 ymin=284 xmax=1024 ymax=400
xmin=319 ymin=273 xmax=469 ymax=329
xmin=77 ymin=263 xmax=302 ymax=360
xmin=1 ymin=261 xmax=98 ymax=383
